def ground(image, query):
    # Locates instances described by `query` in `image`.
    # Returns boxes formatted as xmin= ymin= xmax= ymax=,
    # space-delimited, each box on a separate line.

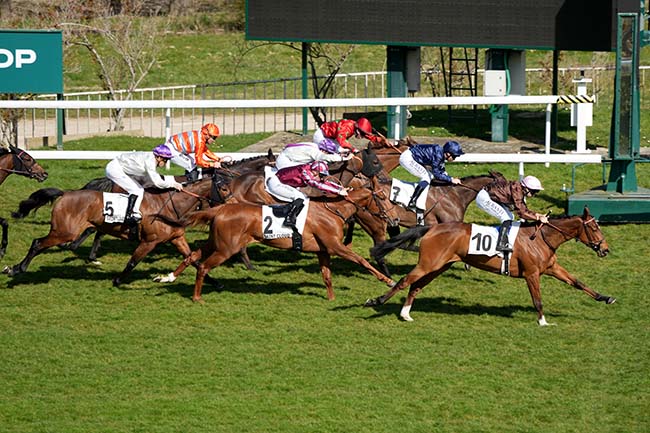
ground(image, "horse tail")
xmin=12 ymin=188 xmax=65 ymax=218
xmin=370 ymin=225 xmax=431 ymax=262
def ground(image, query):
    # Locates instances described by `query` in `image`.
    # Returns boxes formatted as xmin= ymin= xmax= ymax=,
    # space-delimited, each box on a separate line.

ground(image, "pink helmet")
xmin=310 ymin=161 xmax=329 ymax=175
xmin=356 ymin=117 xmax=372 ymax=135
xmin=521 ymin=175 xmax=544 ymax=191
xmin=153 ymin=144 xmax=172 ymax=159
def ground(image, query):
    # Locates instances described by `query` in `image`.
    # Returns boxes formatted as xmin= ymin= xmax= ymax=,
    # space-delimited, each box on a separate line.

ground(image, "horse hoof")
xmin=399 ymin=313 xmax=414 ymax=322
xmin=153 ymin=272 xmax=176 ymax=283
xmin=607 ymin=297 xmax=616 ymax=304
xmin=112 ymin=278 xmax=121 ymax=287
xmin=387 ymin=280 xmax=396 ymax=288
xmin=2 ymin=265 xmax=14 ymax=276
xmin=364 ymin=298 xmax=380 ymax=307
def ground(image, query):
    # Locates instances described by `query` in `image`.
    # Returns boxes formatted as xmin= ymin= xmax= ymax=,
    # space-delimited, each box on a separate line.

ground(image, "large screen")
xmin=247 ymin=0 xmax=639 ymax=52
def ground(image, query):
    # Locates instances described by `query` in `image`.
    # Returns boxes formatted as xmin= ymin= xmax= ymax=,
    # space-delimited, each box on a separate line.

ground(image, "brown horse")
xmin=68 ymin=153 xmax=275 ymax=265
xmin=348 ymin=173 xmax=499 ymax=276
xmin=4 ymin=175 xmax=229 ymax=285
xmin=154 ymin=174 xmax=399 ymax=303
xmin=224 ymin=148 xmax=387 ymax=205
xmin=364 ymin=206 xmax=615 ymax=325
xmin=0 ymin=146 xmax=48 ymax=258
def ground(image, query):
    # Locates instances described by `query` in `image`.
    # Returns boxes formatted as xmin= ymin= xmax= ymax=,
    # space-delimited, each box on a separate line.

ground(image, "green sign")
xmin=0 ymin=29 xmax=62 ymax=94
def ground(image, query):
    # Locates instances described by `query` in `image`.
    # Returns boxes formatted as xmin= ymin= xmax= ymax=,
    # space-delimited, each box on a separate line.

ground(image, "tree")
xmin=232 ymin=40 xmax=357 ymax=126
xmin=57 ymin=0 xmax=169 ymax=131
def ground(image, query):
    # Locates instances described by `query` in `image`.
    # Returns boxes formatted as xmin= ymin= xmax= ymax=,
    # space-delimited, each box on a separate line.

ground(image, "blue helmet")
xmin=318 ymin=138 xmax=339 ymax=154
xmin=153 ymin=144 xmax=173 ymax=159
xmin=443 ymin=140 xmax=464 ymax=157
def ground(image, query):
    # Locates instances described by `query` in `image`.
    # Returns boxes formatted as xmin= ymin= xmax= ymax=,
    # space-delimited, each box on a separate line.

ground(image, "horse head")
xmin=8 ymin=146 xmax=48 ymax=182
xmin=579 ymin=206 xmax=609 ymax=257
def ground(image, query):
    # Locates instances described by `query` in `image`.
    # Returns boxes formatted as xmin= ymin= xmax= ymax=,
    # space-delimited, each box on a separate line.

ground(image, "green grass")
xmin=0 ymin=135 xmax=649 ymax=432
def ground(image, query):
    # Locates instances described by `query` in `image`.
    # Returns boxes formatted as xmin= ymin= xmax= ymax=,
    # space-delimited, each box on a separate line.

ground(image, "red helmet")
xmin=201 ymin=123 xmax=220 ymax=141
xmin=356 ymin=118 xmax=372 ymax=136
xmin=310 ymin=161 xmax=329 ymax=175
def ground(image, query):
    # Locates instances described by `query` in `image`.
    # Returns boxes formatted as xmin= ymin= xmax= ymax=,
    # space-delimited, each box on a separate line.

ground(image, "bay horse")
xmin=68 ymin=152 xmax=275 ymax=266
xmin=0 ymin=146 xmax=48 ymax=258
xmin=364 ymin=206 xmax=616 ymax=325
xmin=4 ymin=175 xmax=230 ymax=285
xmin=154 ymin=174 xmax=400 ymax=303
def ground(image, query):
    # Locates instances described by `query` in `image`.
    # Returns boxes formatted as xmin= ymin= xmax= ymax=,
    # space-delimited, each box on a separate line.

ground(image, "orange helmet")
xmin=356 ymin=118 xmax=372 ymax=136
xmin=201 ymin=123 xmax=220 ymax=141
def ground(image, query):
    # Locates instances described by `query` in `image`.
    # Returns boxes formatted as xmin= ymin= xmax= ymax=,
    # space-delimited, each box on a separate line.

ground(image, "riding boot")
xmin=497 ymin=220 xmax=513 ymax=253
xmin=124 ymin=194 xmax=141 ymax=224
xmin=185 ymin=168 xmax=200 ymax=183
xmin=407 ymin=182 xmax=427 ymax=211
xmin=283 ymin=198 xmax=304 ymax=229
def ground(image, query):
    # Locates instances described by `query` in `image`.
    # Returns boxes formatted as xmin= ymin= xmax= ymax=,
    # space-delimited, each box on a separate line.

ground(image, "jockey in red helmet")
xmin=313 ymin=117 xmax=381 ymax=153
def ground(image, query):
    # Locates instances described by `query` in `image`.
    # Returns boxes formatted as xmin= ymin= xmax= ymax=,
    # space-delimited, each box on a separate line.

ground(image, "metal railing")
xmin=16 ymin=66 xmax=649 ymax=146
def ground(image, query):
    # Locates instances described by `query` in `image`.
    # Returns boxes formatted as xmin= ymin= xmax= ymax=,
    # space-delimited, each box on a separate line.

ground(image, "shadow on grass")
xmin=360 ymin=295 xmax=536 ymax=320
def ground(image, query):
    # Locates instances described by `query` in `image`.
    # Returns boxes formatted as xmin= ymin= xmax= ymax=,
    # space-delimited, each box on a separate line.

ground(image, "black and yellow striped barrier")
xmin=557 ymin=94 xmax=594 ymax=104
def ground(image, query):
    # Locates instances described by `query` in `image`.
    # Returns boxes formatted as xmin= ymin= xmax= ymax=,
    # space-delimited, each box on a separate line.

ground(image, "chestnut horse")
xmin=364 ymin=207 xmax=615 ymax=325
xmin=4 ymin=175 xmax=229 ymax=285
xmin=0 ymin=146 xmax=48 ymax=258
xmin=154 ymin=174 xmax=399 ymax=303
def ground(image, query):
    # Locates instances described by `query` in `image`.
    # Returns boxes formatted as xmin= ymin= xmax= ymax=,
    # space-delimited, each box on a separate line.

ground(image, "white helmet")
xmin=521 ymin=175 xmax=544 ymax=191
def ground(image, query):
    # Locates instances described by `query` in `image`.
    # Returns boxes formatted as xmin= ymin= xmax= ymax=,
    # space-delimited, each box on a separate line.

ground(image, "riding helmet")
xmin=443 ymin=140 xmax=464 ymax=157
xmin=201 ymin=123 xmax=220 ymax=140
xmin=318 ymin=138 xmax=339 ymax=154
xmin=521 ymin=175 xmax=544 ymax=191
xmin=356 ymin=118 xmax=373 ymax=136
xmin=153 ymin=144 xmax=173 ymax=159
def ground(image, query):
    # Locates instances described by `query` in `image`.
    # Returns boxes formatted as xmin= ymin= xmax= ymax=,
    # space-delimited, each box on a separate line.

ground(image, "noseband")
xmin=1 ymin=148 xmax=40 ymax=178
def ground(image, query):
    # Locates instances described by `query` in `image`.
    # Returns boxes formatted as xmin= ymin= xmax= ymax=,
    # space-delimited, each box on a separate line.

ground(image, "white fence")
xmin=2 ymin=95 xmax=602 ymax=172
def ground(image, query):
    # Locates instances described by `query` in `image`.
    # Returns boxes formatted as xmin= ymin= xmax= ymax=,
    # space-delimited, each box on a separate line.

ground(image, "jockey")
xmin=266 ymin=160 xmax=349 ymax=229
xmin=476 ymin=174 xmax=549 ymax=253
xmin=399 ymin=140 xmax=464 ymax=211
xmin=165 ymin=123 xmax=222 ymax=182
xmin=313 ymin=117 xmax=381 ymax=154
xmin=105 ymin=145 xmax=184 ymax=224
xmin=274 ymin=139 xmax=352 ymax=170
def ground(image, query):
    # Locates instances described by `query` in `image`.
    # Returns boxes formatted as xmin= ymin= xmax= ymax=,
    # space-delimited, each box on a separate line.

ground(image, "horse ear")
xmin=583 ymin=205 xmax=591 ymax=218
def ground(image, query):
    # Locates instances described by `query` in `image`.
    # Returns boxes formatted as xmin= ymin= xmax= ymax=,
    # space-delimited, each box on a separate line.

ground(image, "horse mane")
xmin=0 ymin=147 xmax=10 ymax=156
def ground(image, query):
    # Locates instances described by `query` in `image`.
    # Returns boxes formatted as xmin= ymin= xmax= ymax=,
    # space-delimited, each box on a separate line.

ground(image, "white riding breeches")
xmin=399 ymin=149 xmax=432 ymax=183
xmin=265 ymin=173 xmax=307 ymax=202
xmin=475 ymin=189 xmax=514 ymax=222
xmin=106 ymin=159 xmax=144 ymax=212
xmin=167 ymin=145 xmax=196 ymax=171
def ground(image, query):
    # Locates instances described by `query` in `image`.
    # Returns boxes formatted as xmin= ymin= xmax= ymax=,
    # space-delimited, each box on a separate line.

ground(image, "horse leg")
xmin=364 ymin=262 xmax=438 ymax=307
xmin=112 ymin=241 xmax=158 ymax=286
xmin=193 ymin=250 xmax=231 ymax=303
xmin=343 ymin=219 xmax=355 ymax=246
xmin=316 ymin=251 xmax=335 ymax=300
xmin=87 ymin=232 xmax=104 ymax=264
xmin=153 ymin=248 xmax=203 ymax=283
xmin=399 ymin=267 xmax=450 ymax=321
xmin=3 ymin=233 xmax=70 ymax=276
xmin=65 ymin=227 xmax=95 ymax=251
xmin=0 ymin=217 xmax=7 ymax=259
xmin=523 ymin=273 xmax=549 ymax=326
xmin=326 ymin=242 xmax=396 ymax=288
xmin=238 ymin=247 xmax=256 ymax=271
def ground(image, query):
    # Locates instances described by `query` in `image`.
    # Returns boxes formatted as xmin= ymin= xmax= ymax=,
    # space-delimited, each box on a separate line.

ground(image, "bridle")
xmin=0 ymin=148 xmax=42 ymax=179
xmin=533 ymin=216 xmax=605 ymax=252
xmin=325 ymin=174 xmax=395 ymax=223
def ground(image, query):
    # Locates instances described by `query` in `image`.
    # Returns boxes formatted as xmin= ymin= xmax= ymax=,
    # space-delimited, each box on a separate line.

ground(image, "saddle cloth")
xmin=390 ymin=178 xmax=429 ymax=211
xmin=261 ymin=200 xmax=310 ymax=239
xmin=468 ymin=222 xmax=521 ymax=257
xmin=102 ymin=192 xmax=130 ymax=224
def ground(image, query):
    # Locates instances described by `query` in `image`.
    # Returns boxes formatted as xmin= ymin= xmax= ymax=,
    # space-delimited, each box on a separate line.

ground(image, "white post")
xmin=545 ymin=103 xmax=552 ymax=168
xmin=165 ymin=108 xmax=171 ymax=170
xmin=394 ymin=105 xmax=401 ymax=142
xmin=571 ymin=77 xmax=593 ymax=153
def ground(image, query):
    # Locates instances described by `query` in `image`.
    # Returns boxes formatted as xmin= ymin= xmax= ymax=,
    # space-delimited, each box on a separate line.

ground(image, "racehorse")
xmin=4 ymin=175 xmax=230 ymax=285
xmin=348 ymin=173 xmax=499 ymax=276
xmin=364 ymin=206 xmax=616 ymax=325
xmin=225 ymin=148 xmax=387 ymax=205
xmin=0 ymin=146 xmax=48 ymax=258
xmin=154 ymin=173 xmax=400 ymax=303
xmin=63 ymin=153 xmax=275 ymax=266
